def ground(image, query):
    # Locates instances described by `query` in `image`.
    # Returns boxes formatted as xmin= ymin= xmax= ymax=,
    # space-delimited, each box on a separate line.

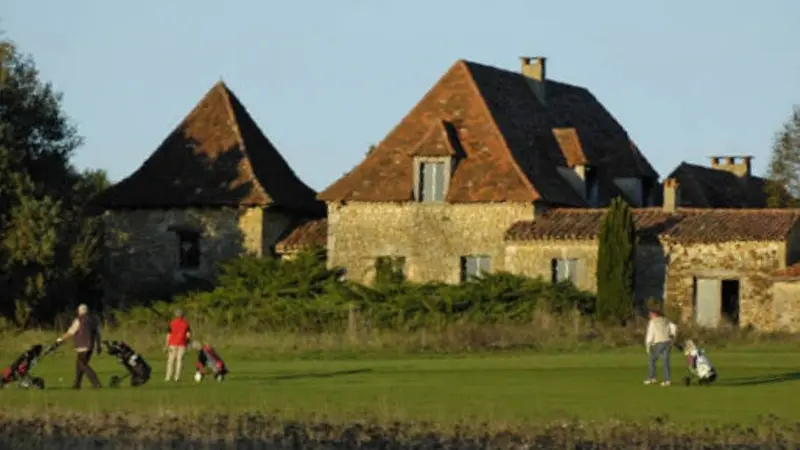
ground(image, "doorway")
xmin=693 ymin=277 xmax=741 ymax=328
xmin=720 ymin=279 xmax=740 ymax=325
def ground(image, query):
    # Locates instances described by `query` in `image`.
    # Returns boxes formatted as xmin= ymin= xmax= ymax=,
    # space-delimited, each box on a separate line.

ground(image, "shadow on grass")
xmin=272 ymin=368 xmax=373 ymax=381
xmin=721 ymin=371 xmax=800 ymax=386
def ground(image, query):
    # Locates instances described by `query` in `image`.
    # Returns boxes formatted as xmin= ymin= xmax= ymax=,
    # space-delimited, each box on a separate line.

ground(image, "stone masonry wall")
xmin=664 ymin=241 xmax=786 ymax=330
xmin=771 ymin=281 xmax=800 ymax=332
xmin=102 ymin=206 xmax=295 ymax=303
xmin=327 ymin=202 xmax=534 ymax=284
xmin=505 ymin=241 xmax=666 ymax=303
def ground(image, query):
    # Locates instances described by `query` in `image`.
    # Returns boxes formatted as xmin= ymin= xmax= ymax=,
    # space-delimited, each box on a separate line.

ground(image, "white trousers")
xmin=165 ymin=345 xmax=186 ymax=381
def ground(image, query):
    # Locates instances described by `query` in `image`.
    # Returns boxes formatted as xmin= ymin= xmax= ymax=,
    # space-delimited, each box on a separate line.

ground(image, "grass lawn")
xmin=2 ymin=348 xmax=799 ymax=426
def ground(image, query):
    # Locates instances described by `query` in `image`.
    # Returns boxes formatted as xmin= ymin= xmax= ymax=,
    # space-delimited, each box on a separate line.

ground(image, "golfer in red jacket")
xmin=164 ymin=309 xmax=191 ymax=382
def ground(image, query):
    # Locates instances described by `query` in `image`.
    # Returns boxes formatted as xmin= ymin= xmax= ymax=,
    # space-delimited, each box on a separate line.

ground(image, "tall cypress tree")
xmin=596 ymin=197 xmax=637 ymax=324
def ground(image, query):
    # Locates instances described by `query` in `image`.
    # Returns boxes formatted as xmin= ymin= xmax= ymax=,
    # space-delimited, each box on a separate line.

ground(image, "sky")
xmin=3 ymin=0 xmax=799 ymax=191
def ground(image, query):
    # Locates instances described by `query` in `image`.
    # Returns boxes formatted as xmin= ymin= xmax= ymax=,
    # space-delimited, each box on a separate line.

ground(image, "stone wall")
xmin=505 ymin=240 xmax=666 ymax=302
xmin=102 ymin=206 xmax=295 ymax=303
xmin=771 ymin=281 xmax=800 ymax=332
xmin=505 ymin=241 xmax=597 ymax=291
xmin=664 ymin=240 xmax=786 ymax=329
xmin=327 ymin=202 xmax=534 ymax=284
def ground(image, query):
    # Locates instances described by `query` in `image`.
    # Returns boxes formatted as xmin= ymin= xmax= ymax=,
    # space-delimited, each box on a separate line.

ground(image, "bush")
xmin=114 ymin=251 xmax=596 ymax=334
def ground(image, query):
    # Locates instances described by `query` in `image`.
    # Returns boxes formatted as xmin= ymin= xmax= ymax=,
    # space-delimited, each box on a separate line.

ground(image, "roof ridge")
xmin=217 ymin=83 xmax=270 ymax=201
xmin=459 ymin=60 xmax=539 ymax=201
xmin=461 ymin=59 xmax=589 ymax=91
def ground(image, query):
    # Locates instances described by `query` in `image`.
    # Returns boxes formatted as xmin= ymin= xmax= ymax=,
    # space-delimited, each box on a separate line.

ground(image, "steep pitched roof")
xmin=93 ymin=82 xmax=323 ymax=215
xmin=319 ymin=59 xmax=658 ymax=205
xmin=275 ymin=218 xmax=327 ymax=253
xmin=666 ymin=162 xmax=770 ymax=208
xmin=506 ymin=208 xmax=800 ymax=244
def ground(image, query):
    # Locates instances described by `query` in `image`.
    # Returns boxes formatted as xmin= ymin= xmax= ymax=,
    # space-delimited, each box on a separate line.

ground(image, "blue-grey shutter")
xmin=478 ymin=256 xmax=491 ymax=275
xmin=433 ymin=162 xmax=446 ymax=201
xmin=567 ymin=259 xmax=578 ymax=284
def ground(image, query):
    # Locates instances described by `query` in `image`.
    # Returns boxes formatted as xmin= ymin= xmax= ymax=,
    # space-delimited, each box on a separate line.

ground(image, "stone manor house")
xmin=92 ymin=56 xmax=800 ymax=332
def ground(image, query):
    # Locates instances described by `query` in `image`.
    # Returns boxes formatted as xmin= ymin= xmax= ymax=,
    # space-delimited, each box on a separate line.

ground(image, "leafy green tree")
xmin=0 ymin=37 xmax=109 ymax=326
xmin=766 ymin=106 xmax=800 ymax=207
xmin=595 ymin=197 xmax=636 ymax=324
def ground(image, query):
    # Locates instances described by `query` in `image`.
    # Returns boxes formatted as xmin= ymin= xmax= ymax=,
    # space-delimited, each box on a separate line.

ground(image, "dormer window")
xmin=613 ymin=177 xmax=644 ymax=207
xmin=417 ymin=159 xmax=448 ymax=202
xmin=584 ymin=166 xmax=600 ymax=206
xmin=410 ymin=120 xmax=462 ymax=203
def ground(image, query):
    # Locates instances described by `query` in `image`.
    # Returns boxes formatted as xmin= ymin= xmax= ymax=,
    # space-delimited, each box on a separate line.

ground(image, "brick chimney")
xmin=520 ymin=56 xmax=546 ymax=104
xmin=663 ymin=178 xmax=680 ymax=212
xmin=709 ymin=155 xmax=753 ymax=178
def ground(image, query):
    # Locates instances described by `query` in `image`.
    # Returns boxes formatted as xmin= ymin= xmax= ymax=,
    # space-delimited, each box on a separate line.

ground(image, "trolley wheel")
xmin=683 ymin=376 xmax=692 ymax=386
xmin=109 ymin=375 xmax=122 ymax=388
xmin=31 ymin=377 xmax=45 ymax=390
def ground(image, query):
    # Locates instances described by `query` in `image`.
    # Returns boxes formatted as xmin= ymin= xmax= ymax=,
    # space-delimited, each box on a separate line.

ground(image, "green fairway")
xmin=2 ymin=349 xmax=799 ymax=426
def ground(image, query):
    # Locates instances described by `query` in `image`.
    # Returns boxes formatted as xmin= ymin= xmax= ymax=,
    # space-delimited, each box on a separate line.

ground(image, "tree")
xmin=766 ymin=106 xmax=800 ymax=207
xmin=595 ymin=196 xmax=637 ymax=324
xmin=0 ymin=37 xmax=109 ymax=326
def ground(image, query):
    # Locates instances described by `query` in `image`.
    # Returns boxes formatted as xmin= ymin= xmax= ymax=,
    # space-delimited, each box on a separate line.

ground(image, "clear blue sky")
xmin=4 ymin=1 xmax=799 ymax=190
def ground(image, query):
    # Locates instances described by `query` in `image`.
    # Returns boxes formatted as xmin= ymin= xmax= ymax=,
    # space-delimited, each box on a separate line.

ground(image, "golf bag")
xmin=676 ymin=339 xmax=717 ymax=386
xmin=103 ymin=340 xmax=151 ymax=387
xmin=1 ymin=342 xmax=60 ymax=390
xmin=195 ymin=344 xmax=228 ymax=382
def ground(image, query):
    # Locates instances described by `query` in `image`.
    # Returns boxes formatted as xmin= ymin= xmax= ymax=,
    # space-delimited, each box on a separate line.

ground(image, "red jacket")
xmin=167 ymin=318 xmax=191 ymax=346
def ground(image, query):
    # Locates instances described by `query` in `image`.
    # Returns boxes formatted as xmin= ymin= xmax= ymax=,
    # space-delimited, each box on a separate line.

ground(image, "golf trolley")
xmin=1 ymin=341 xmax=61 ymax=390
xmin=103 ymin=340 xmax=152 ymax=388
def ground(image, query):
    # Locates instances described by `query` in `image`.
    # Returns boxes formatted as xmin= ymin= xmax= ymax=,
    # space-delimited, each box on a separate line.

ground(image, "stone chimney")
xmin=520 ymin=56 xmax=546 ymax=104
xmin=663 ymin=178 xmax=680 ymax=212
xmin=709 ymin=155 xmax=753 ymax=178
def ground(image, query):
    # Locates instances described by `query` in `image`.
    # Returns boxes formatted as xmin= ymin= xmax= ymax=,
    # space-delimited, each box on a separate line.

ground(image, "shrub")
xmin=114 ymin=251 xmax=596 ymax=334
xmin=596 ymin=197 xmax=636 ymax=324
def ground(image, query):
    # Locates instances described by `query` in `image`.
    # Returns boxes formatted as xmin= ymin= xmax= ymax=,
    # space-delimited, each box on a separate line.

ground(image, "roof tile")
xmin=93 ymin=82 xmax=323 ymax=215
xmin=319 ymin=58 xmax=659 ymax=205
xmin=275 ymin=219 xmax=328 ymax=253
xmin=506 ymin=208 xmax=800 ymax=244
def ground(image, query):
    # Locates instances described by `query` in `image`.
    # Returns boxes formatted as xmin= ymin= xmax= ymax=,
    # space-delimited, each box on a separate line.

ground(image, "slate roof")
xmin=665 ymin=162 xmax=770 ymax=208
xmin=506 ymin=208 xmax=800 ymax=244
xmin=275 ymin=218 xmax=327 ymax=253
xmin=93 ymin=82 xmax=324 ymax=216
xmin=319 ymin=59 xmax=658 ymax=205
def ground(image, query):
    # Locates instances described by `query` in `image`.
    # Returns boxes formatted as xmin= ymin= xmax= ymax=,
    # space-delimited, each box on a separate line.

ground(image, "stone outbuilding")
xmin=92 ymin=81 xmax=324 ymax=302
xmin=505 ymin=197 xmax=800 ymax=330
xmin=769 ymin=264 xmax=800 ymax=332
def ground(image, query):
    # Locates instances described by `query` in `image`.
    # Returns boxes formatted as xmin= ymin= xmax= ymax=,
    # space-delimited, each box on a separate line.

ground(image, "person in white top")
xmin=644 ymin=308 xmax=678 ymax=386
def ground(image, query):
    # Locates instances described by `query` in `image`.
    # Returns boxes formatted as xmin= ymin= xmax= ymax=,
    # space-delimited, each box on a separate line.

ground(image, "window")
xmin=418 ymin=161 xmax=446 ymax=202
xmin=551 ymin=258 xmax=579 ymax=285
xmin=584 ymin=166 xmax=600 ymax=206
xmin=375 ymin=256 xmax=406 ymax=284
xmin=460 ymin=255 xmax=491 ymax=281
xmin=177 ymin=231 xmax=200 ymax=269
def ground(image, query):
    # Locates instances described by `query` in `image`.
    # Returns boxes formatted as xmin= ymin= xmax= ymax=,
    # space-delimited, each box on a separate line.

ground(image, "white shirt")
xmin=645 ymin=316 xmax=677 ymax=347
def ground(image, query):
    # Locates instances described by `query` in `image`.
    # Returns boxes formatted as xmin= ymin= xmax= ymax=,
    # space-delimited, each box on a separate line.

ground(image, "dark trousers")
xmin=74 ymin=350 xmax=101 ymax=388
